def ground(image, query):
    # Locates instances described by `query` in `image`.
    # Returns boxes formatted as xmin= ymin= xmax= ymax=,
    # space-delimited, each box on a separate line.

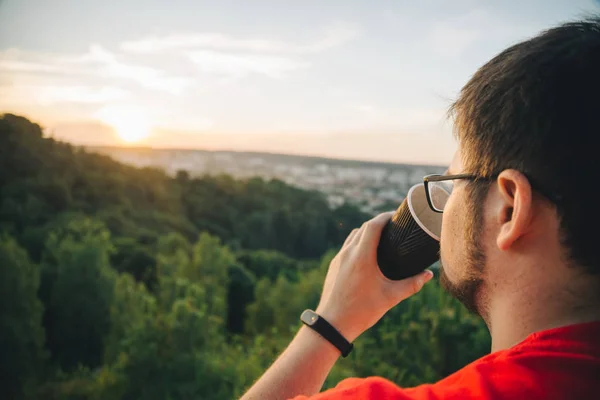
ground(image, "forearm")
xmin=241 ymin=213 xmax=433 ymax=399
xmin=241 ymin=325 xmax=341 ymax=400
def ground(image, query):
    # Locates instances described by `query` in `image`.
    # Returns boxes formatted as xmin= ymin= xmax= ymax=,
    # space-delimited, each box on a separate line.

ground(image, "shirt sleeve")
xmin=289 ymin=377 xmax=436 ymax=400
xmin=288 ymin=353 xmax=507 ymax=400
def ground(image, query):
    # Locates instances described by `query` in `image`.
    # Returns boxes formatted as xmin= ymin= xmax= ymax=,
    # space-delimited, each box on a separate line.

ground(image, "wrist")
xmin=314 ymin=307 xmax=363 ymax=343
xmin=296 ymin=325 xmax=343 ymax=359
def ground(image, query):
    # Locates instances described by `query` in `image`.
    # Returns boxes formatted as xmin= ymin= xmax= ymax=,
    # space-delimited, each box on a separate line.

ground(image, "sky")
xmin=1 ymin=0 xmax=598 ymax=165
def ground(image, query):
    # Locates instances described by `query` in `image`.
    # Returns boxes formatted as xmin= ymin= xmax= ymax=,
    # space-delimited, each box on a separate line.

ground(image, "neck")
xmin=486 ymin=270 xmax=600 ymax=352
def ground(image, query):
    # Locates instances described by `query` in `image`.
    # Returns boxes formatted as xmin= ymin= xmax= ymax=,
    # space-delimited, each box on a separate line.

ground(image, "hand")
xmin=315 ymin=212 xmax=434 ymax=342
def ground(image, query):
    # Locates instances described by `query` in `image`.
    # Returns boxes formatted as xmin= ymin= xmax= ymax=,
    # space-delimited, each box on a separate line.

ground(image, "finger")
xmin=342 ymin=228 xmax=360 ymax=248
xmin=386 ymin=270 xmax=434 ymax=304
xmin=348 ymin=220 xmax=369 ymax=248
xmin=359 ymin=211 xmax=395 ymax=247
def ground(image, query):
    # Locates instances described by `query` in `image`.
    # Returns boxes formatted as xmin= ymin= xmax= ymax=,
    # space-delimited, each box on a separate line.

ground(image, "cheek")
xmin=441 ymin=192 xmax=459 ymax=244
xmin=440 ymin=193 xmax=462 ymax=272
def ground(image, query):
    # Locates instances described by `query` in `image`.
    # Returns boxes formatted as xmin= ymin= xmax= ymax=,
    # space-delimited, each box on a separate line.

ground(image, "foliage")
xmin=40 ymin=217 xmax=117 ymax=371
xmin=0 ymin=114 xmax=368 ymax=269
xmin=0 ymin=114 xmax=491 ymax=400
xmin=0 ymin=236 xmax=45 ymax=399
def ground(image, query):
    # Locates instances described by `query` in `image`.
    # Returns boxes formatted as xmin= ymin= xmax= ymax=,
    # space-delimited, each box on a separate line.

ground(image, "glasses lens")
xmin=429 ymin=181 xmax=452 ymax=211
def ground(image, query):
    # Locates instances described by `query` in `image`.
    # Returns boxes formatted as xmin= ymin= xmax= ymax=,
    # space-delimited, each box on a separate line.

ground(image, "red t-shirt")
xmin=293 ymin=321 xmax=600 ymax=400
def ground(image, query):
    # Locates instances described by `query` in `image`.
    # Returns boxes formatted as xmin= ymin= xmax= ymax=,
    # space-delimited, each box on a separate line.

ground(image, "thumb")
xmin=387 ymin=269 xmax=434 ymax=304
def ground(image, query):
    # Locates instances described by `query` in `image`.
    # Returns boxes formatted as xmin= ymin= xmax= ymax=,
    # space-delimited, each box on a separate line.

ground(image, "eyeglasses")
xmin=423 ymin=173 xmax=562 ymax=213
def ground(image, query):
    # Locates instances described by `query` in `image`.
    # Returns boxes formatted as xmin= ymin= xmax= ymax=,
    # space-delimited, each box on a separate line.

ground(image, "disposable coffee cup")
xmin=376 ymin=183 xmax=446 ymax=280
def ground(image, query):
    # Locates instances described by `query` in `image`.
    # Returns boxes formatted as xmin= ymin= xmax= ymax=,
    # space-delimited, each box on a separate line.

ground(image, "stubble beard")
xmin=439 ymin=185 xmax=487 ymax=317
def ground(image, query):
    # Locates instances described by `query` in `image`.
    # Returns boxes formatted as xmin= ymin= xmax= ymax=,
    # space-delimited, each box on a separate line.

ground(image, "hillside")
xmin=0 ymin=114 xmax=369 ymax=264
xmin=0 ymin=114 xmax=489 ymax=400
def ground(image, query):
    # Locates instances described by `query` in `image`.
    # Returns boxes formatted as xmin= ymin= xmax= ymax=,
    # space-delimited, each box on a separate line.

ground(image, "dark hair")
xmin=450 ymin=16 xmax=600 ymax=274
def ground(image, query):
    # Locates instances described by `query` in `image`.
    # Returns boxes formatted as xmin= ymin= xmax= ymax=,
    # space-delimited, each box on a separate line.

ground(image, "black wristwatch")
xmin=300 ymin=309 xmax=353 ymax=357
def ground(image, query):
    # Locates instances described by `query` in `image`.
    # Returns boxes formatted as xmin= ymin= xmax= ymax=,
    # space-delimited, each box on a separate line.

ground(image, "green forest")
xmin=0 ymin=114 xmax=491 ymax=400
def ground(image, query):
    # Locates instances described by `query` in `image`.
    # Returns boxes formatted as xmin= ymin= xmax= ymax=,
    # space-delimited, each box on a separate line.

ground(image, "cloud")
xmin=0 ymin=48 xmax=84 ymax=75
xmin=1 ymin=20 xmax=359 ymax=110
xmin=0 ymin=46 xmax=191 ymax=95
xmin=32 ymin=85 xmax=130 ymax=105
xmin=120 ymin=22 xmax=359 ymax=55
xmin=81 ymin=45 xmax=191 ymax=94
xmin=0 ymin=21 xmax=357 ymax=127
xmin=168 ymin=23 xmax=355 ymax=80
xmin=0 ymin=81 xmax=132 ymax=122
xmin=187 ymin=50 xmax=308 ymax=79
xmin=122 ymin=33 xmax=283 ymax=54
xmin=298 ymin=22 xmax=359 ymax=53
xmin=1 ymin=21 xmax=356 ymax=100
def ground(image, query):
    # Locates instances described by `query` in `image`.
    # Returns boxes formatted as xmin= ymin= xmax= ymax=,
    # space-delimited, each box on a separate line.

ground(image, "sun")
xmin=96 ymin=105 xmax=152 ymax=143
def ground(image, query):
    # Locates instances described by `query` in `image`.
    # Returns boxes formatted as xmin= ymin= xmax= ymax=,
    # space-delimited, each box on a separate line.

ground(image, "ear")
xmin=494 ymin=169 xmax=533 ymax=251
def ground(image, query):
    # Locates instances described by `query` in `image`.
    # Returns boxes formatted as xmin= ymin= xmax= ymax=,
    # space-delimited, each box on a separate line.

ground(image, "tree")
xmin=236 ymin=249 xmax=308 ymax=282
xmin=101 ymin=269 xmax=233 ymax=399
xmin=0 ymin=235 xmax=45 ymax=399
xmin=111 ymin=237 xmax=157 ymax=288
xmin=103 ymin=273 xmax=157 ymax=365
xmin=185 ymin=232 xmax=235 ymax=322
xmin=227 ymin=263 xmax=256 ymax=334
xmin=40 ymin=217 xmax=116 ymax=371
xmin=244 ymin=251 xmax=330 ymax=336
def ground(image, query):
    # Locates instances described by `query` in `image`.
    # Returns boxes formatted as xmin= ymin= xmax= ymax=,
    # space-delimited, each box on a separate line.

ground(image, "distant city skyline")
xmin=92 ymin=146 xmax=447 ymax=214
xmin=1 ymin=0 xmax=598 ymax=164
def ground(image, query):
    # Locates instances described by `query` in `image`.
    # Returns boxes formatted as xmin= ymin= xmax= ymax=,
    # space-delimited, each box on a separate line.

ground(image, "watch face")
xmin=301 ymin=310 xmax=319 ymax=326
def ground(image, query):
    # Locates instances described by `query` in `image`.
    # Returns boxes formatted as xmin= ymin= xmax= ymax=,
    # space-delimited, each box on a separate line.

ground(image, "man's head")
xmin=438 ymin=17 xmax=600 ymax=320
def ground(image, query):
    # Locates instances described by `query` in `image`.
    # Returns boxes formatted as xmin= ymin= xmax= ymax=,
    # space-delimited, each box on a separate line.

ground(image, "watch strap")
xmin=300 ymin=309 xmax=353 ymax=357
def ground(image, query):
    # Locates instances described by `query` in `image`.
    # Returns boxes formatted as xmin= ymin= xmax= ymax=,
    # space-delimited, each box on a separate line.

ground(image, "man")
xmin=242 ymin=17 xmax=600 ymax=400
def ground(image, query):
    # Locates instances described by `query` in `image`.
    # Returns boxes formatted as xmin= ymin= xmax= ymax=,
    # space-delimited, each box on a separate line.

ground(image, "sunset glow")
xmin=96 ymin=105 xmax=151 ymax=143
xmin=0 ymin=0 xmax=594 ymax=164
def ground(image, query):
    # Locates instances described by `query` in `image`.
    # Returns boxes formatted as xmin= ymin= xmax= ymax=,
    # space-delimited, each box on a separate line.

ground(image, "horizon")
xmin=86 ymin=142 xmax=448 ymax=168
xmin=2 ymin=0 xmax=598 ymax=165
